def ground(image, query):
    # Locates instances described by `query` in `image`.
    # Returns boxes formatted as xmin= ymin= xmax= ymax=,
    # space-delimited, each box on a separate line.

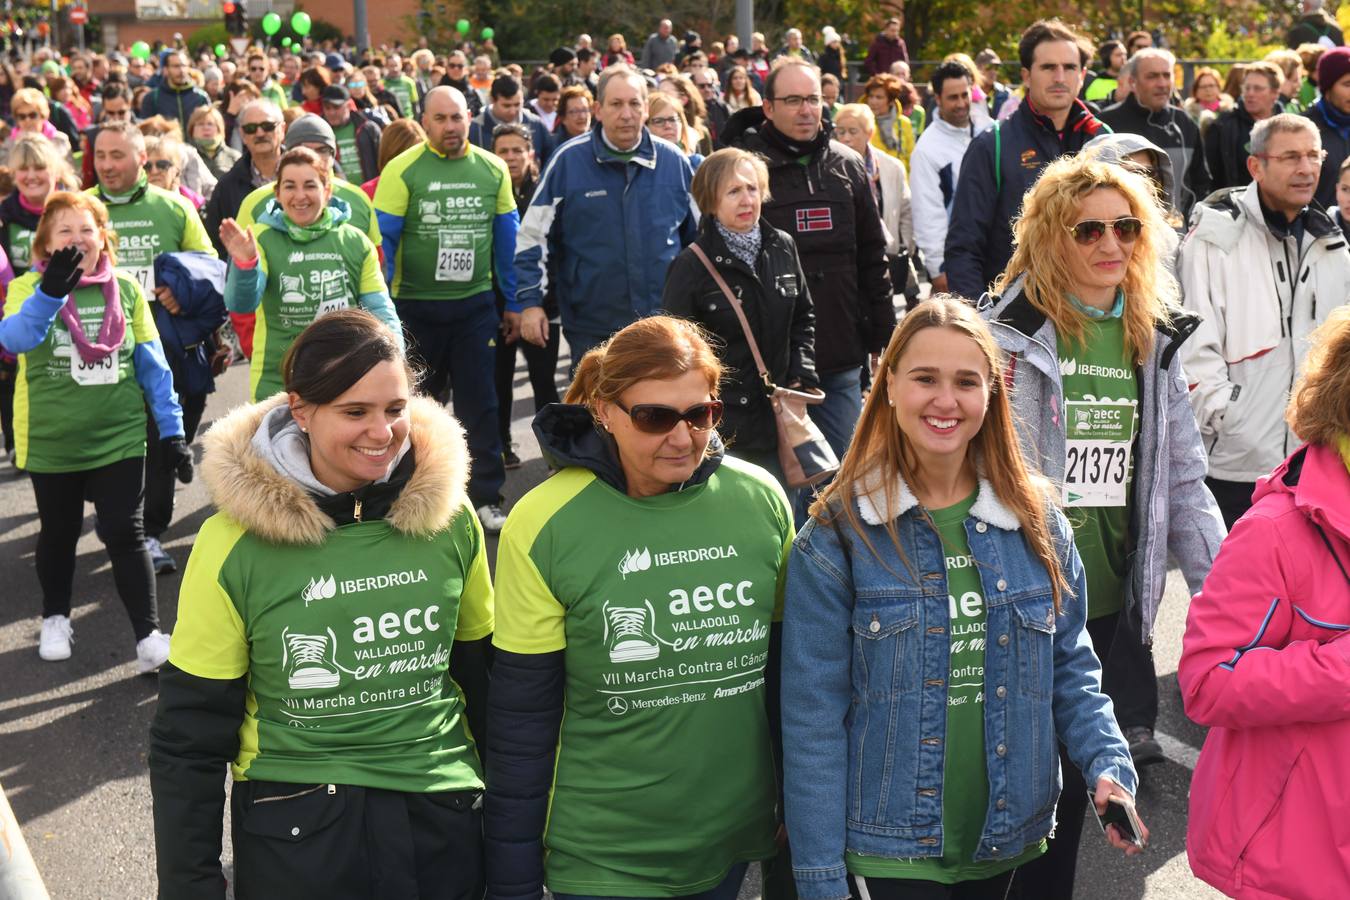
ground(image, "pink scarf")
xmin=34 ymin=254 xmax=125 ymax=363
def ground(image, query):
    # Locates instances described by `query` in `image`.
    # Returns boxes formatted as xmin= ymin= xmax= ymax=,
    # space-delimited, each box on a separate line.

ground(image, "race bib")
xmin=128 ymin=266 xmax=155 ymax=296
xmin=1063 ymin=399 xmax=1136 ymax=507
xmin=435 ymin=231 xmax=475 ymax=283
xmin=70 ymin=349 xmax=119 ymax=386
xmin=314 ymin=271 xmax=351 ymax=319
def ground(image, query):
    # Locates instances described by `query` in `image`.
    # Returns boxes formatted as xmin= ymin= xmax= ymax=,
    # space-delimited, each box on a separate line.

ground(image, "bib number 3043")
xmin=71 ymin=350 xmax=118 ymax=386
xmin=435 ymin=231 xmax=475 ymax=283
xmin=1063 ymin=399 xmax=1136 ymax=507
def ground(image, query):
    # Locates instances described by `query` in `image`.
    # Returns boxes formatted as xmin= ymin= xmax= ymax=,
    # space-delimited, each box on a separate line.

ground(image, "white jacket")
xmin=1178 ymin=182 xmax=1350 ymax=481
xmin=907 ymin=116 xmax=974 ymax=278
xmin=871 ymin=148 xmax=912 ymax=258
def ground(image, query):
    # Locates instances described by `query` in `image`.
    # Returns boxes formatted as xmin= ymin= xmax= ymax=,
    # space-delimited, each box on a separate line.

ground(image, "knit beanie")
xmin=1317 ymin=46 xmax=1350 ymax=91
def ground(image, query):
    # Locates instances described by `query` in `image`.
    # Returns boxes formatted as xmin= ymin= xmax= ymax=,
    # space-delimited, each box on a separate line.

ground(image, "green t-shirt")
xmin=373 ymin=142 xmax=515 ymax=301
xmin=333 ymin=121 xmax=359 ymax=178
xmin=493 ymin=457 xmax=791 ymax=895
xmin=386 ymin=74 xmax=419 ymax=118
xmin=1084 ymin=76 xmax=1119 ymax=103
xmin=7 ymin=221 xmax=35 ymax=274
xmin=5 ymin=272 xmax=156 ymax=472
xmin=247 ymin=216 xmax=386 ymax=401
xmin=90 ymin=179 xmax=216 ymax=296
xmin=1057 ymin=315 xmax=1139 ymax=619
xmin=846 ymin=489 xmax=1044 ymax=882
xmin=170 ymin=502 xmax=494 ymax=790
xmin=236 ymin=179 xmax=382 ymax=248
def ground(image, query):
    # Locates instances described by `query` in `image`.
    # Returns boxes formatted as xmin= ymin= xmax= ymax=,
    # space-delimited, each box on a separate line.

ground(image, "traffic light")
xmin=223 ymin=0 xmax=247 ymax=36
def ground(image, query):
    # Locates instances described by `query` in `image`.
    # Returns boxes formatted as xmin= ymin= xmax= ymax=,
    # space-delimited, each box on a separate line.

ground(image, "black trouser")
xmin=493 ymin=328 xmax=560 ymax=447
xmin=1008 ymin=613 xmax=1118 ymax=900
xmin=230 ymin=781 xmax=484 ymax=900
xmin=851 ymin=870 xmax=1014 ymax=900
xmin=1101 ymin=602 xmax=1157 ymax=731
xmin=0 ymin=357 xmax=15 ymax=453
xmin=29 ymin=455 xmax=158 ymax=640
xmin=144 ymin=392 xmax=207 ymax=538
xmin=1205 ymin=477 xmax=1257 ymax=531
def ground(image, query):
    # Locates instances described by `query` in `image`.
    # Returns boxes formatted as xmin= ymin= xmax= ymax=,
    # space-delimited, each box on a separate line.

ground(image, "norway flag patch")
xmin=795 ymin=207 xmax=833 ymax=232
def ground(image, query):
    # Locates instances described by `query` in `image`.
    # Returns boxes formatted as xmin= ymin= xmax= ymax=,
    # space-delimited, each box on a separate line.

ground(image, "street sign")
xmin=229 ymin=36 xmax=249 ymax=55
xmin=69 ymin=6 xmax=87 ymax=24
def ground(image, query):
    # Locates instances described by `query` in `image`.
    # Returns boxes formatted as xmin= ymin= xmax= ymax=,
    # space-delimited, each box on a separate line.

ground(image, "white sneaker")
xmin=39 ymin=615 xmax=73 ymax=661
xmin=136 ymin=630 xmax=172 ymax=674
xmin=476 ymin=503 xmax=507 ymax=534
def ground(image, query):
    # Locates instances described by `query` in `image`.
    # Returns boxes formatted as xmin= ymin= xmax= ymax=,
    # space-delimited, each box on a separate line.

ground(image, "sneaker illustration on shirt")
xmin=602 ymin=599 xmax=661 ymax=663
xmin=282 ymin=626 xmax=342 ymax=690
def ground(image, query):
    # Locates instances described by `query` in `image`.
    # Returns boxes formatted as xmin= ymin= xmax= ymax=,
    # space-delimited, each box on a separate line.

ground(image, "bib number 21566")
xmin=436 ymin=231 xmax=475 ymax=283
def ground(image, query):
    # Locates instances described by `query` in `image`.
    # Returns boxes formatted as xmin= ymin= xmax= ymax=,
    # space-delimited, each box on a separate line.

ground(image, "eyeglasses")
xmin=241 ymin=120 xmax=280 ymax=135
xmin=648 ymin=115 xmax=680 ymax=128
xmin=770 ymin=94 xmax=822 ymax=110
xmin=566 ymin=107 xmax=590 ymax=118
xmin=448 ymin=63 xmax=465 ymax=69
xmin=1065 ymin=217 xmax=1144 ymax=245
xmin=614 ymin=400 xmax=723 ymax=434
xmin=14 ymin=111 xmax=41 ymax=121
xmin=144 ymin=159 xmax=175 ymax=172
xmin=1256 ymin=150 xmax=1328 ymax=167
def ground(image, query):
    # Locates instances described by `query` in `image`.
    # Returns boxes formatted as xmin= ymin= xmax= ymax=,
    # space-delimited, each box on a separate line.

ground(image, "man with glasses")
xmin=692 ymin=69 xmax=729 ymax=146
xmin=319 ymin=84 xmax=382 ymax=182
xmin=721 ymin=57 xmax=892 ymax=471
xmin=1180 ymin=113 xmax=1350 ymax=527
xmin=140 ymin=50 xmax=210 ymax=134
xmin=204 ymin=100 xmax=286 ymax=259
xmin=512 ymin=65 xmax=696 ymax=367
xmin=1205 ymin=61 xmax=1283 ymax=190
xmin=245 ymin=52 xmax=289 ymax=111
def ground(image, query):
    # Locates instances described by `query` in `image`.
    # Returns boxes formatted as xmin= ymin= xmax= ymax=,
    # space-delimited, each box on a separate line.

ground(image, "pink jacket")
xmin=1179 ymin=443 xmax=1350 ymax=899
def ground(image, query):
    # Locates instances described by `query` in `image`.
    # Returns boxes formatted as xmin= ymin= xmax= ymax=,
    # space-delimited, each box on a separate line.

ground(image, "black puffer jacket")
xmin=662 ymin=217 xmax=818 ymax=454
xmin=720 ymin=108 xmax=893 ymax=374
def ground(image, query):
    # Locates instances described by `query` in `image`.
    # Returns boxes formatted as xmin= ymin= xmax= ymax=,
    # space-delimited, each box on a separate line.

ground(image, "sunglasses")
xmin=14 ymin=111 xmax=41 ymax=121
xmin=615 ymin=400 xmax=723 ymax=434
xmin=144 ymin=159 xmax=175 ymax=172
xmin=1065 ymin=217 xmax=1143 ymax=245
xmin=241 ymin=120 xmax=280 ymax=135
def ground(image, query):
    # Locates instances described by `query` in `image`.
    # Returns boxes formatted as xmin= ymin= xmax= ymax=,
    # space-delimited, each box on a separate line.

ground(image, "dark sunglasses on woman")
xmin=614 ymin=401 xmax=724 ymax=435
xmin=144 ymin=159 xmax=175 ymax=172
xmin=1066 ymin=217 xmax=1144 ymax=245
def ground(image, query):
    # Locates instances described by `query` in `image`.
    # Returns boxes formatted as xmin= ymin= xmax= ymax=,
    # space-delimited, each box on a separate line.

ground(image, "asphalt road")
xmin=0 ymin=357 xmax=1223 ymax=899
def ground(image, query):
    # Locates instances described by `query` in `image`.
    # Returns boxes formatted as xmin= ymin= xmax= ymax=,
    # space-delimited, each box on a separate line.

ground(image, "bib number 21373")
xmin=1063 ymin=399 xmax=1135 ymax=507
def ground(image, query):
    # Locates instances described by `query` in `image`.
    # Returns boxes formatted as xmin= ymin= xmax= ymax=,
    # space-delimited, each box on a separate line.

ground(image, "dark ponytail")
xmin=281 ymin=309 xmax=416 ymax=404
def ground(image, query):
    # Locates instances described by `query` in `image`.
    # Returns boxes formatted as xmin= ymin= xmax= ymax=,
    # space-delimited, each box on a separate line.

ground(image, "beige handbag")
xmin=689 ymin=244 xmax=839 ymax=489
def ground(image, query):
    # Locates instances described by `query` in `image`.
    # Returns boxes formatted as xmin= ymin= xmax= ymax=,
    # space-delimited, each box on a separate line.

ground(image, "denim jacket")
xmin=782 ymin=474 xmax=1136 ymax=900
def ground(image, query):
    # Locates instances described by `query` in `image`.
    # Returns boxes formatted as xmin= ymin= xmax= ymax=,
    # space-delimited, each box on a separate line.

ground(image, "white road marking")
xmin=1153 ymin=729 xmax=1201 ymax=771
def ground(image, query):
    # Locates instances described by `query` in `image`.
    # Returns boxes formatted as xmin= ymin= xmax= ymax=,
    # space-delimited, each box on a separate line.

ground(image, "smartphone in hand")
xmin=1088 ymin=791 xmax=1147 ymax=850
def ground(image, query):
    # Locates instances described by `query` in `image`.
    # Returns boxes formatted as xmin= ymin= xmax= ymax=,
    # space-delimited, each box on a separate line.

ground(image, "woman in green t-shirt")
xmin=487 ymin=316 xmax=793 ymax=900
xmin=219 ymin=146 xmax=401 ymax=402
xmin=150 ymin=309 xmax=494 ymax=899
xmin=783 ymin=298 xmax=1144 ymax=900
xmin=0 ymin=190 xmax=189 ymax=671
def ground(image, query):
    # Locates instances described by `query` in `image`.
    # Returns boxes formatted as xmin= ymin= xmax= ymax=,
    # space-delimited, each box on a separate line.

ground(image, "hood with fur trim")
xmin=201 ymin=393 xmax=469 ymax=545
xmin=855 ymin=469 xmax=1022 ymax=531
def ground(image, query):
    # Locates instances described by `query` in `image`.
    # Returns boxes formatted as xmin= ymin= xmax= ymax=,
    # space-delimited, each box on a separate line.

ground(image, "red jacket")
xmin=863 ymin=34 xmax=908 ymax=77
xmin=1179 ymin=442 xmax=1350 ymax=900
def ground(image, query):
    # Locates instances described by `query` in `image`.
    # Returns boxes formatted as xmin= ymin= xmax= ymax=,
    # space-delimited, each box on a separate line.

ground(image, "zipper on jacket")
xmin=353 ymin=497 xmax=363 ymax=522
xmin=253 ymin=783 xmax=336 ymax=804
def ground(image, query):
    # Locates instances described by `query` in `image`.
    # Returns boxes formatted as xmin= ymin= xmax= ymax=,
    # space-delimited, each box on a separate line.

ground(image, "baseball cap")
xmin=321 ymin=84 xmax=350 ymax=105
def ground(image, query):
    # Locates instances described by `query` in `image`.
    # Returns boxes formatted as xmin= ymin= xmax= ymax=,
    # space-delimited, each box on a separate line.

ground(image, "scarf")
xmin=34 ymin=253 xmax=125 ymax=364
xmin=193 ymin=134 xmax=224 ymax=156
xmin=281 ymin=206 xmax=336 ymax=243
xmin=875 ymin=104 xmax=899 ymax=152
xmin=1025 ymin=98 xmax=1107 ymax=153
xmin=1316 ymin=97 xmax=1350 ymax=144
xmin=715 ymin=220 xmax=761 ymax=268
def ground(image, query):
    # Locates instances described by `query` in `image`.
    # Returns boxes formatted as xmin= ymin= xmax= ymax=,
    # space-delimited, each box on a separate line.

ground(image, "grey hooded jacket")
xmin=980 ymin=277 xmax=1226 ymax=640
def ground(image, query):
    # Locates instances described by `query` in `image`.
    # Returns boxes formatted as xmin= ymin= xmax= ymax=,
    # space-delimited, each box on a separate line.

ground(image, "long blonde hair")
xmin=993 ymin=154 xmax=1178 ymax=364
xmin=811 ymin=297 xmax=1069 ymax=611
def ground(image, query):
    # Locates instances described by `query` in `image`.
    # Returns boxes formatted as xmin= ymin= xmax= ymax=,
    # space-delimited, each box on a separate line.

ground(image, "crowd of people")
xmin=2 ymin=7 xmax=1349 ymax=900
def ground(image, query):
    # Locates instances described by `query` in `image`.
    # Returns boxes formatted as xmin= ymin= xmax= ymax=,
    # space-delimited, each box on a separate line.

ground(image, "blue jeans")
xmin=794 ymin=366 xmax=863 ymax=524
xmin=554 ymin=862 xmax=749 ymax=900
xmin=564 ymin=329 xmax=608 ymax=378
xmin=397 ymin=293 xmax=505 ymax=507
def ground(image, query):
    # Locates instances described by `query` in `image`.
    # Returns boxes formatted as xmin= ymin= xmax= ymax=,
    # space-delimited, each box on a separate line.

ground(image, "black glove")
xmin=39 ymin=245 xmax=85 ymax=299
xmin=160 ymin=436 xmax=194 ymax=484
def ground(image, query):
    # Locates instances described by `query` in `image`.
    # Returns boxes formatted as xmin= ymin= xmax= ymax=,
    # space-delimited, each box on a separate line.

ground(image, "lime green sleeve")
xmin=455 ymin=504 xmax=495 ymax=641
xmin=492 ymin=507 xmax=567 ymax=654
xmin=235 ymin=187 xmax=269 ymax=230
xmin=169 ymin=515 xmax=251 ymax=680
xmin=128 ymin=276 xmax=159 ymax=343
xmin=492 ymin=153 xmax=515 ymax=215
xmin=358 ymin=238 xmax=385 ymax=296
xmin=3 ymin=270 xmax=36 ymax=317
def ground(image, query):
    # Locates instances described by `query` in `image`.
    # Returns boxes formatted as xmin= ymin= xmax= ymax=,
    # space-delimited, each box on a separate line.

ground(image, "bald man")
xmin=374 ymin=86 xmax=520 ymax=531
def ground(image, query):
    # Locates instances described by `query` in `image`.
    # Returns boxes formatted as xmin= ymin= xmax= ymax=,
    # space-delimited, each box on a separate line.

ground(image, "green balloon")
xmin=215 ymin=43 xmax=227 ymax=58
xmin=292 ymin=44 xmax=302 ymax=54
xmin=130 ymin=41 xmax=151 ymax=60
xmin=281 ymin=36 xmax=291 ymax=47
xmin=480 ymin=27 xmax=493 ymax=40
xmin=261 ymin=12 xmax=282 ymax=35
xmin=456 ymin=19 xmax=469 ymax=33
xmin=290 ymin=11 xmax=312 ymax=36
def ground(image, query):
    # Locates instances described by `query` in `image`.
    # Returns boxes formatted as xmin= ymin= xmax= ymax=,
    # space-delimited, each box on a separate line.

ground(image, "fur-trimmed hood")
xmin=855 ymin=469 xmax=1022 ymax=531
xmin=201 ymin=393 xmax=469 ymax=545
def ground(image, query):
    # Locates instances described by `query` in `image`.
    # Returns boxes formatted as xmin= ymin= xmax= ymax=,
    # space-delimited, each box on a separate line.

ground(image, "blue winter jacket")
xmin=783 ymin=475 xmax=1136 ymax=900
xmin=513 ymin=128 xmax=698 ymax=342
xmin=152 ymin=251 xmax=227 ymax=398
xmin=468 ymin=106 xmax=556 ymax=166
